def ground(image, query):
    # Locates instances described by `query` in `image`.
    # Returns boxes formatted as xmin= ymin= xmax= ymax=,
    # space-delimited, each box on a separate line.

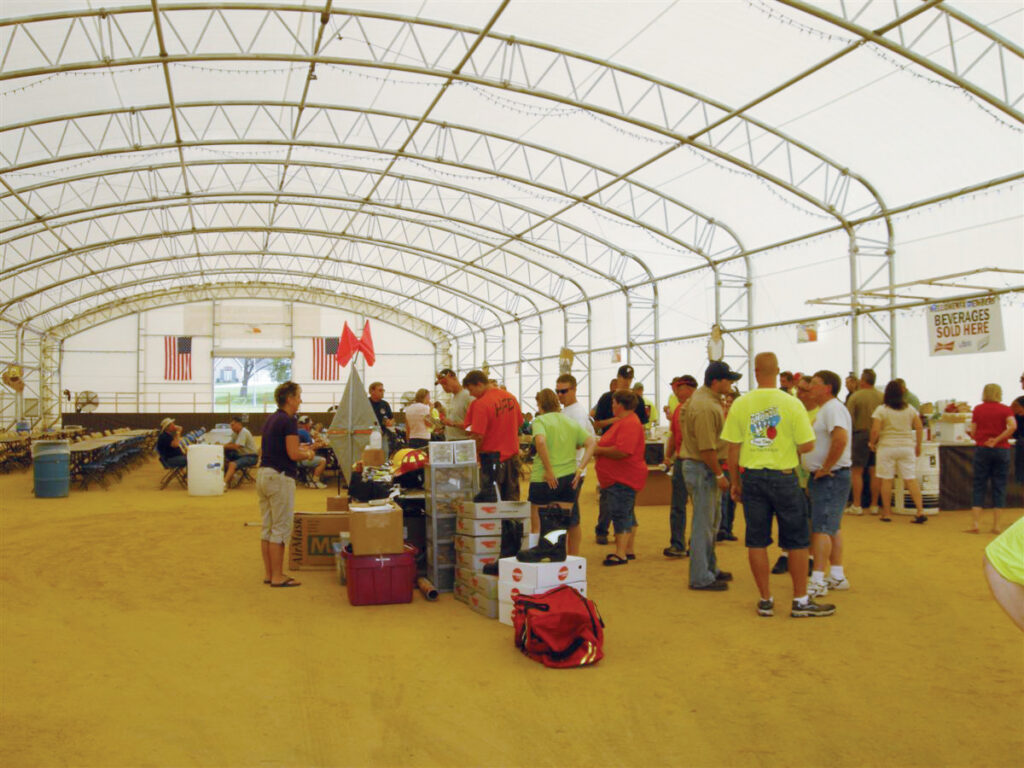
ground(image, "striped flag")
xmin=313 ymin=337 xmax=340 ymax=380
xmin=164 ymin=336 xmax=192 ymax=381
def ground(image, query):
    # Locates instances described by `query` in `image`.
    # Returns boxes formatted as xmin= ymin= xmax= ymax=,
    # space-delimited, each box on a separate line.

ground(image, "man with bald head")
xmin=722 ymin=352 xmax=835 ymax=618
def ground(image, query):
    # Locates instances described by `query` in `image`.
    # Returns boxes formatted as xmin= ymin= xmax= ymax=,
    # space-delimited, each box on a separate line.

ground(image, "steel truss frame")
xmin=1 ymin=1 xmax=1017 ymax=421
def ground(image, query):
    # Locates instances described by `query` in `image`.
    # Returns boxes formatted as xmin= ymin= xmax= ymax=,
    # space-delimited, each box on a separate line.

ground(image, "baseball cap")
xmin=705 ymin=361 xmax=743 ymax=384
xmin=676 ymin=374 xmax=698 ymax=388
xmin=617 ymin=364 xmax=635 ymax=379
xmin=298 ymin=415 xmax=311 ymax=424
xmin=435 ymin=368 xmax=456 ymax=383
xmin=160 ymin=417 xmax=175 ymax=430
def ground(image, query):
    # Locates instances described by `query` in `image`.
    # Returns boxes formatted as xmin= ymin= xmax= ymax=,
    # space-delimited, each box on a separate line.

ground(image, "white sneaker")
xmin=868 ymin=506 xmax=879 ymax=516
xmin=808 ymin=580 xmax=829 ymax=597
xmin=826 ymin=576 xmax=850 ymax=591
xmin=848 ymin=505 xmax=863 ymax=516
xmin=312 ymin=480 xmax=327 ymax=489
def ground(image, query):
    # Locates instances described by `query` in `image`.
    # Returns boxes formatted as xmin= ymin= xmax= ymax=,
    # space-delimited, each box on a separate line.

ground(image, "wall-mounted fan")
xmin=74 ymin=391 xmax=100 ymax=413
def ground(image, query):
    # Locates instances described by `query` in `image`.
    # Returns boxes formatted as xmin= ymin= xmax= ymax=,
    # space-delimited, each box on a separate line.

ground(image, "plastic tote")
xmin=32 ymin=439 xmax=70 ymax=498
xmin=186 ymin=443 xmax=224 ymax=496
xmin=342 ymin=543 xmax=417 ymax=606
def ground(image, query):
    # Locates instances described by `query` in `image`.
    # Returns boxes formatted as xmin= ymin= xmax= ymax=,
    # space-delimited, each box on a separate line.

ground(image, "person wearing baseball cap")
xmin=590 ymin=364 xmax=649 ymax=545
xmin=156 ymin=417 xmax=186 ymax=468
xmin=664 ymin=375 xmax=699 ymax=558
xmin=435 ymin=368 xmax=472 ymax=440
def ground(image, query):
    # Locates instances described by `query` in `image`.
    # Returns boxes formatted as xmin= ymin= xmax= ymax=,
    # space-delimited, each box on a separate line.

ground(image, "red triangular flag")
xmin=357 ymin=320 xmax=375 ymax=367
xmin=336 ymin=322 xmax=358 ymax=367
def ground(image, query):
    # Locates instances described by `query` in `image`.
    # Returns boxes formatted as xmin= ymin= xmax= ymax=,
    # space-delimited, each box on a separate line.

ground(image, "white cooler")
xmin=187 ymin=444 xmax=225 ymax=496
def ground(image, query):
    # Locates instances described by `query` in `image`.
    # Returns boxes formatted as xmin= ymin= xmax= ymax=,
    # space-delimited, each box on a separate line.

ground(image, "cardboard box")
xmin=456 ymin=500 xmax=531 ymax=520
xmin=288 ymin=511 xmax=350 ymax=570
xmin=456 ymin=517 xmax=503 ymax=536
xmin=467 ymin=590 xmax=498 ymax=619
xmin=454 ymin=533 xmax=501 ymax=554
xmin=361 ymin=448 xmax=386 ymax=467
xmin=349 ymin=504 xmax=404 ymax=555
xmin=326 ymin=495 xmax=349 ymax=512
xmin=498 ymin=579 xmax=586 ymax=603
xmin=635 ymin=466 xmax=672 ymax=506
xmin=455 ymin=551 xmax=499 ymax=571
xmin=464 ymin=570 xmax=498 ymax=599
xmin=498 ymin=556 xmax=587 ymax=589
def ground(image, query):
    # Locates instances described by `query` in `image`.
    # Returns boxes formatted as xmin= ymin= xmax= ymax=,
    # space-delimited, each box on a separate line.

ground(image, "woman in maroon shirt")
xmin=966 ymin=383 xmax=1016 ymax=534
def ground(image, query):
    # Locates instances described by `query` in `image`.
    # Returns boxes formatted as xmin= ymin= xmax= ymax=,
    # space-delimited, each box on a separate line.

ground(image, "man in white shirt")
xmin=557 ymin=373 xmax=596 ymax=524
xmin=223 ymin=415 xmax=258 ymax=488
xmin=803 ymin=370 xmax=853 ymax=597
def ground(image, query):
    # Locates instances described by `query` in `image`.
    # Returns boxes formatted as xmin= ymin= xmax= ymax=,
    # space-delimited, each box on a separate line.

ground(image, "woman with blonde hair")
xmin=527 ymin=388 xmax=596 ymax=556
xmin=966 ymin=383 xmax=1016 ymax=534
xmin=869 ymin=380 xmax=926 ymax=523
xmin=403 ymin=388 xmax=434 ymax=449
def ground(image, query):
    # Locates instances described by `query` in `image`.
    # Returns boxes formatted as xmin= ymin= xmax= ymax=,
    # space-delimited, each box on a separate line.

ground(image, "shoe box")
xmin=326 ymin=494 xmax=349 ymax=512
xmin=497 ymin=556 xmax=587 ymax=590
xmin=466 ymin=590 xmax=499 ymax=619
xmin=456 ymin=500 xmax=531 ymax=519
xmin=456 ymin=567 xmax=498 ymax=599
xmin=455 ymin=517 xmax=502 ymax=536
xmin=454 ymin=533 xmax=501 ymax=554
xmin=453 ymin=581 xmax=473 ymax=604
xmin=455 ymin=550 xmax=500 ymax=571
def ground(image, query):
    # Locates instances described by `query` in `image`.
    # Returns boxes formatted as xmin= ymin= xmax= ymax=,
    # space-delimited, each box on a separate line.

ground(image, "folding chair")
xmin=159 ymin=456 xmax=188 ymax=489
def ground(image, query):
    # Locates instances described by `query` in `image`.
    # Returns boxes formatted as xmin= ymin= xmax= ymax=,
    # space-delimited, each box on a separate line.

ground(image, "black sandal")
xmin=603 ymin=554 xmax=628 ymax=566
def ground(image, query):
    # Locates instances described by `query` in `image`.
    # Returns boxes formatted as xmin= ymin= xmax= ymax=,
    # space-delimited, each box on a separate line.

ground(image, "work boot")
xmin=482 ymin=518 xmax=524 ymax=575
xmin=516 ymin=529 xmax=567 ymax=563
xmin=539 ymin=504 xmax=572 ymax=536
xmin=473 ymin=451 xmax=500 ymax=503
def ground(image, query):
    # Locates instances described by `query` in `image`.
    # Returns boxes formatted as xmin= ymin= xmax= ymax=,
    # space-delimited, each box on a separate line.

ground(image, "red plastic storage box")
xmin=342 ymin=544 xmax=418 ymax=606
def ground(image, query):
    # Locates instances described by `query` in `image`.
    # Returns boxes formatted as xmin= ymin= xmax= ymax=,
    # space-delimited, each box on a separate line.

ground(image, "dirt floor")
xmin=1 ymin=457 xmax=1022 ymax=768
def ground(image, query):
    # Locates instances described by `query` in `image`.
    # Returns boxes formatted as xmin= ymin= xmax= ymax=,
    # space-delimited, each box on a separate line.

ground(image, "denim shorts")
xmin=741 ymin=468 xmax=810 ymax=550
xmin=599 ymin=482 xmax=637 ymax=534
xmin=528 ymin=474 xmax=577 ymax=505
xmin=808 ymin=468 xmax=851 ymax=535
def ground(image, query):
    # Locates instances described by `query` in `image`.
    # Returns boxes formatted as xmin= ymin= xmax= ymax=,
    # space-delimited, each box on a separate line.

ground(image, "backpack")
xmin=512 ymin=585 xmax=604 ymax=668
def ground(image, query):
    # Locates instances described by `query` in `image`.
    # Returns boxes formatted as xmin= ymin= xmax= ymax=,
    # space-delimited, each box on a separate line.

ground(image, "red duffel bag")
xmin=512 ymin=585 xmax=604 ymax=668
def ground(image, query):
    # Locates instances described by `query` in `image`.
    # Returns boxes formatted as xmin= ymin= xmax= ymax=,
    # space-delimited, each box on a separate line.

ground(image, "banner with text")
xmin=927 ymin=296 xmax=1004 ymax=356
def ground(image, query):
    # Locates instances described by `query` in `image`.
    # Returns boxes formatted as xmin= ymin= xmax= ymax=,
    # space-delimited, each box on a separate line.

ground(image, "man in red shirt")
xmin=463 ymin=370 xmax=523 ymax=501
xmin=594 ymin=390 xmax=648 ymax=566
xmin=967 ymin=382 xmax=1017 ymax=533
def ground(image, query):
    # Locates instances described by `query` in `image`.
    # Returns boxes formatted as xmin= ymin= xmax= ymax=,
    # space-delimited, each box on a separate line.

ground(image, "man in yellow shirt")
xmin=722 ymin=352 xmax=835 ymax=619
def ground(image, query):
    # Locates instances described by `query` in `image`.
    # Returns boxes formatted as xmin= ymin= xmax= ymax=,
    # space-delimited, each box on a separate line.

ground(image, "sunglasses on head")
xmin=556 ymin=388 xmax=570 ymax=394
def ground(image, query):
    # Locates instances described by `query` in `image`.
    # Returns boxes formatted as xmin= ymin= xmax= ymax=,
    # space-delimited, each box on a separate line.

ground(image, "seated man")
xmin=297 ymin=415 xmax=327 ymax=489
xmin=223 ymin=415 xmax=258 ymax=488
xmin=156 ymin=417 xmax=186 ymax=467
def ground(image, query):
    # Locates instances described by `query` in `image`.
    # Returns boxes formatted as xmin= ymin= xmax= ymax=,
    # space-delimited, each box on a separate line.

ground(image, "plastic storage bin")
xmin=32 ymin=439 xmax=70 ymax=498
xmin=342 ymin=543 xmax=418 ymax=606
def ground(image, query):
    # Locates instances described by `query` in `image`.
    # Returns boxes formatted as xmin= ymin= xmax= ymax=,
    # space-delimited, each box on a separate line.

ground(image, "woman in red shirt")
xmin=594 ymin=390 xmax=648 ymax=565
xmin=967 ymin=383 xmax=1016 ymax=534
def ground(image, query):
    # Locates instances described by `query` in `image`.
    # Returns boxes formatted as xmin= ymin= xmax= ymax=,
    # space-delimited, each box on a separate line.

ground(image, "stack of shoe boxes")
xmin=454 ymin=499 xmax=530 ymax=619
xmin=497 ymin=555 xmax=588 ymax=626
xmin=424 ymin=441 xmax=478 ymax=592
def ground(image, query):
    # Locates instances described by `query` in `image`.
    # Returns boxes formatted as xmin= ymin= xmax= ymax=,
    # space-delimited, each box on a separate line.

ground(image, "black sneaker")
xmin=791 ymin=598 xmax=836 ymax=618
xmin=718 ymin=532 xmax=738 ymax=541
xmin=757 ymin=598 xmax=774 ymax=617
xmin=771 ymin=555 xmax=789 ymax=574
xmin=689 ymin=579 xmax=729 ymax=591
xmin=715 ymin=571 xmax=733 ymax=582
xmin=595 ymin=534 xmax=609 ymax=545
xmin=663 ymin=546 xmax=686 ymax=558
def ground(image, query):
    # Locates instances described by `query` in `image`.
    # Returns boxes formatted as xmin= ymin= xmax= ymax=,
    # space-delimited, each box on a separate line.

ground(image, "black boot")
xmin=539 ymin=504 xmax=572 ymax=536
xmin=482 ymin=518 xmax=524 ymax=575
xmin=516 ymin=529 xmax=567 ymax=563
xmin=473 ymin=451 xmax=499 ymax=503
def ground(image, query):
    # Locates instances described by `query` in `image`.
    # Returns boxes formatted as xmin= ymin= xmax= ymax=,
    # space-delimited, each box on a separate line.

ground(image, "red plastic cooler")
xmin=342 ymin=544 xmax=418 ymax=606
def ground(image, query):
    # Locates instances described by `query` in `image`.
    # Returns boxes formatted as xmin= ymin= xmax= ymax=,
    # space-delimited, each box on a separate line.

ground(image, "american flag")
xmin=164 ymin=336 xmax=192 ymax=381
xmin=313 ymin=337 xmax=340 ymax=380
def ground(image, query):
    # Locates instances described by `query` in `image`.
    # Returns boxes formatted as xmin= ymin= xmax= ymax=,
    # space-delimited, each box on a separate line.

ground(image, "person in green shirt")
xmin=722 ymin=352 xmax=835 ymax=619
xmin=529 ymin=388 xmax=597 ymax=556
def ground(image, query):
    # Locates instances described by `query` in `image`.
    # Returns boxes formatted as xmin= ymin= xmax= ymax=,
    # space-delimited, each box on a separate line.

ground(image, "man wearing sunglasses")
xmin=556 ymin=374 xmax=596 ymax=530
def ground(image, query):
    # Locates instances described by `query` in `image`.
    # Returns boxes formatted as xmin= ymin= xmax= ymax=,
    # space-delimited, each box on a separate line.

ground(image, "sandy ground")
xmin=1 ymin=457 xmax=1022 ymax=768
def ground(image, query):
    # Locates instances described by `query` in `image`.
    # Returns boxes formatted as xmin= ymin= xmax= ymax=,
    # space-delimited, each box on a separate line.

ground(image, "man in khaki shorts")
xmin=258 ymin=381 xmax=316 ymax=588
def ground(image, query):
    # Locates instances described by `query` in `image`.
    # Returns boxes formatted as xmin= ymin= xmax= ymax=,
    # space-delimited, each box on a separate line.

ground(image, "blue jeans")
xmin=682 ymin=460 xmax=721 ymax=588
xmin=808 ymin=468 xmax=851 ymax=535
xmin=719 ymin=468 xmax=735 ymax=534
xmin=972 ymin=447 xmax=1011 ymax=508
xmin=670 ymin=458 xmax=689 ymax=549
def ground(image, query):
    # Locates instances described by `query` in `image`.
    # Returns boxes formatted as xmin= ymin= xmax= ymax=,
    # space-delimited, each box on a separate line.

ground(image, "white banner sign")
xmin=927 ymin=296 xmax=1004 ymax=356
